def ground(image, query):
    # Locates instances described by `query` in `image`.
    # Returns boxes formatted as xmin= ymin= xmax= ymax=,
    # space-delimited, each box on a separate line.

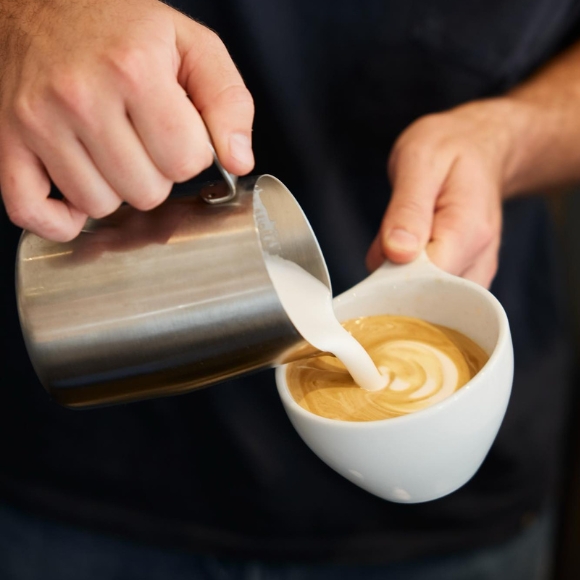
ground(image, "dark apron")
xmin=0 ymin=0 xmax=577 ymax=563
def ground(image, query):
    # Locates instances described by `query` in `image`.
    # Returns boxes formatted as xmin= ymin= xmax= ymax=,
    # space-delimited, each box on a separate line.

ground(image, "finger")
xmin=380 ymin=147 xmax=452 ymax=264
xmin=365 ymin=235 xmax=384 ymax=272
xmin=71 ymin=98 xmax=173 ymax=211
xmin=176 ymin=19 xmax=255 ymax=175
xmin=21 ymin=126 xmax=122 ymax=219
xmin=126 ymin=67 xmax=213 ymax=183
xmin=460 ymin=244 xmax=499 ymax=289
xmin=0 ymin=141 xmax=87 ymax=241
xmin=427 ymin=164 xmax=500 ymax=276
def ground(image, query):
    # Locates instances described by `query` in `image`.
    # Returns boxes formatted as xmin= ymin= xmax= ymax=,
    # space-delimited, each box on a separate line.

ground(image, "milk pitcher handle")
xmin=200 ymin=143 xmax=238 ymax=204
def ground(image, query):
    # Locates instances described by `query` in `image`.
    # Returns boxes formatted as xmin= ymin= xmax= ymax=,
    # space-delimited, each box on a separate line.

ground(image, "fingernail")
xmin=229 ymin=133 xmax=254 ymax=167
xmin=387 ymin=228 xmax=419 ymax=252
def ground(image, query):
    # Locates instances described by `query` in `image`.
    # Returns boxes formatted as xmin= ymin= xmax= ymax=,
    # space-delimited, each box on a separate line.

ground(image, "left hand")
xmin=366 ymin=99 xmax=523 ymax=288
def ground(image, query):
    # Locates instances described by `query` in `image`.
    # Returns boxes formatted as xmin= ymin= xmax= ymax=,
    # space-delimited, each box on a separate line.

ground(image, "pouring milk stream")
xmin=257 ymin=188 xmax=464 ymax=397
xmin=264 ymin=253 xmax=388 ymax=391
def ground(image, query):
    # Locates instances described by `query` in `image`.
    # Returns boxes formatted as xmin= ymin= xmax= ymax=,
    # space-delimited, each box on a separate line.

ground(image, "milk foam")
xmin=285 ymin=315 xmax=489 ymax=422
xmin=264 ymin=254 xmax=387 ymax=391
xmin=377 ymin=340 xmax=458 ymax=403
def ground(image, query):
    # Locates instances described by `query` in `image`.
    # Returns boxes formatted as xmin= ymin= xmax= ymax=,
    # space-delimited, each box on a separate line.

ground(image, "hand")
xmin=0 ymin=0 xmax=254 ymax=241
xmin=366 ymin=99 xmax=522 ymax=288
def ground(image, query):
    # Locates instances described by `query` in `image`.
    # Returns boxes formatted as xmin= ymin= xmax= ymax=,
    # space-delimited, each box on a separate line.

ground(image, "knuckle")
xmin=389 ymin=197 xmax=429 ymax=227
xmin=392 ymin=114 xmax=449 ymax=164
xmin=217 ymin=84 xmax=254 ymax=112
xmin=168 ymin=149 xmax=213 ymax=182
xmin=48 ymin=73 xmax=95 ymax=123
xmin=200 ymin=27 xmax=224 ymax=50
xmin=398 ymin=196 xmax=426 ymax=216
xmin=87 ymin=197 xmax=122 ymax=219
xmin=394 ymin=141 xmax=434 ymax=173
xmin=400 ymin=114 xmax=440 ymax=144
xmin=13 ymin=94 xmax=46 ymax=133
xmin=108 ymin=46 xmax=149 ymax=91
xmin=413 ymin=113 xmax=449 ymax=136
xmin=133 ymin=180 xmax=172 ymax=211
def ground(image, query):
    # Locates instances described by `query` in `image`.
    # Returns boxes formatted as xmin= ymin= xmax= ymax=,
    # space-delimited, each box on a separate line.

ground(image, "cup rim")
xmin=275 ymin=275 xmax=511 ymax=429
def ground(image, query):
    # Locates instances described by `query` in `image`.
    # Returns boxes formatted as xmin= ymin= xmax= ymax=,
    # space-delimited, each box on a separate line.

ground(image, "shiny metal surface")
xmin=16 ymin=175 xmax=329 ymax=408
xmin=205 ymin=142 xmax=238 ymax=203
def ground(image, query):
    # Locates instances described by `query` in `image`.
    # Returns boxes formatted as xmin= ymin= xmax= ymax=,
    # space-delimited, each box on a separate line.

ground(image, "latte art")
xmin=286 ymin=315 xmax=488 ymax=422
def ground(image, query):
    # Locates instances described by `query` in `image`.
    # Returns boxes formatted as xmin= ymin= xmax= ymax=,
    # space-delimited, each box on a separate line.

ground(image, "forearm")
xmin=498 ymin=40 xmax=580 ymax=197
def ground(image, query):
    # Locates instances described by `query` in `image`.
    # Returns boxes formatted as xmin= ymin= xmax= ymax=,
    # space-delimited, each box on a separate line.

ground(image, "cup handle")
xmin=364 ymin=250 xmax=447 ymax=284
xmin=334 ymin=251 xmax=452 ymax=304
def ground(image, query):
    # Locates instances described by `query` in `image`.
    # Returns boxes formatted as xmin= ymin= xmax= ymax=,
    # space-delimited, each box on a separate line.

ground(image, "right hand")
xmin=0 ymin=0 xmax=254 ymax=241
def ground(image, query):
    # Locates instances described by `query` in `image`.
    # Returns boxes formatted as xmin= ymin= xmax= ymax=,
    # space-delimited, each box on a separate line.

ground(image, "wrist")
xmin=448 ymin=97 xmax=534 ymax=199
xmin=487 ymin=90 xmax=580 ymax=198
xmin=493 ymin=96 xmax=551 ymax=198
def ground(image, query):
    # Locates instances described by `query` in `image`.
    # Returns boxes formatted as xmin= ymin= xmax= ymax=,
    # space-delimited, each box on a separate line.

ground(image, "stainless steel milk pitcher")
xmin=16 ymin=175 xmax=329 ymax=408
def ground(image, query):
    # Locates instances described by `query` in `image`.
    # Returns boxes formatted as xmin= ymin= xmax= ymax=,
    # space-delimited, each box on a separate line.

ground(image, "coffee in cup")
xmin=286 ymin=315 xmax=488 ymax=422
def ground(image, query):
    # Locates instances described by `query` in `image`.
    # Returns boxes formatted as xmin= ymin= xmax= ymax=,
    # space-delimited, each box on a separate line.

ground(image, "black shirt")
xmin=0 ymin=0 xmax=577 ymax=564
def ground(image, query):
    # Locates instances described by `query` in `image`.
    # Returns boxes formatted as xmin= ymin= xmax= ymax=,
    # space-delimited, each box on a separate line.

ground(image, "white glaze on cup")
xmin=275 ymin=253 xmax=513 ymax=503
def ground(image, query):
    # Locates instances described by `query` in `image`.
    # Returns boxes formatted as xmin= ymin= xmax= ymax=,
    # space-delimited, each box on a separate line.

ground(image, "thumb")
xmin=175 ymin=18 xmax=255 ymax=175
xmin=379 ymin=149 xmax=448 ymax=264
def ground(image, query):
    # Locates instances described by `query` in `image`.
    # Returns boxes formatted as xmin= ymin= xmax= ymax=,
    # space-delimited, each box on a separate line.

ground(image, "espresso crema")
xmin=286 ymin=315 xmax=488 ymax=422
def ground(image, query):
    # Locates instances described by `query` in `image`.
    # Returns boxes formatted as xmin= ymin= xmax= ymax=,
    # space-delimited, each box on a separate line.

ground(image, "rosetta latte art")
xmin=286 ymin=315 xmax=489 ymax=422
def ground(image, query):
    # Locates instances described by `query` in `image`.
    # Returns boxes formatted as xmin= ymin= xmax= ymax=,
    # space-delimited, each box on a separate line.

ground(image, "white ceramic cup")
xmin=275 ymin=254 xmax=514 ymax=503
